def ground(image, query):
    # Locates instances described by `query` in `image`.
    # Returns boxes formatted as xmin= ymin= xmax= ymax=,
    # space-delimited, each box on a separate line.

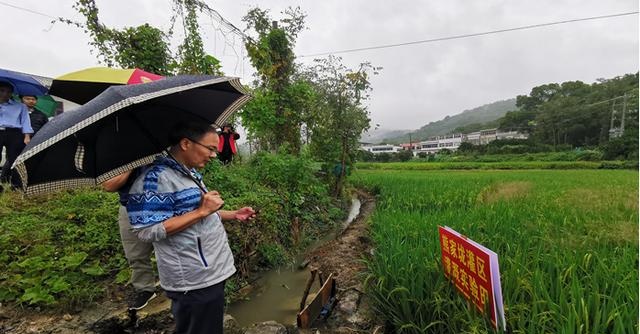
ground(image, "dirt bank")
xmin=300 ymin=190 xmax=384 ymax=333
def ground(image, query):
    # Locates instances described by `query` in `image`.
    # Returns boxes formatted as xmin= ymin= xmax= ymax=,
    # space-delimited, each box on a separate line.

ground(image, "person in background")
xmin=127 ymin=122 xmax=255 ymax=334
xmin=217 ymin=123 xmax=239 ymax=165
xmin=102 ymin=168 xmax=157 ymax=310
xmin=0 ymin=81 xmax=32 ymax=191
xmin=20 ymin=95 xmax=48 ymax=134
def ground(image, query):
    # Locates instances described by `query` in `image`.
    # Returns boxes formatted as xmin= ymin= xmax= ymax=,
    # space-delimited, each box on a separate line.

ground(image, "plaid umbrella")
xmin=48 ymin=67 xmax=164 ymax=104
xmin=13 ymin=75 xmax=250 ymax=195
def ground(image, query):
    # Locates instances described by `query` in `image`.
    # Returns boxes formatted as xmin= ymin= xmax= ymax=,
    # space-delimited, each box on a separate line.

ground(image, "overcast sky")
xmin=1 ymin=0 xmax=638 ymax=130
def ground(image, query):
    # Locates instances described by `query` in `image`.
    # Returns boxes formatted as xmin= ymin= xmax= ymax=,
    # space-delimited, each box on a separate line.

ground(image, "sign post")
xmin=438 ymin=226 xmax=506 ymax=331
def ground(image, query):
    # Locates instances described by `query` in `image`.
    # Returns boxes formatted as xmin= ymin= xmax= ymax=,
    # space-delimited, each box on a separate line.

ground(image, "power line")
xmin=299 ymin=11 xmax=639 ymax=58
xmin=0 ymin=0 xmax=58 ymax=19
xmin=0 ymin=0 xmax=82 ymax=26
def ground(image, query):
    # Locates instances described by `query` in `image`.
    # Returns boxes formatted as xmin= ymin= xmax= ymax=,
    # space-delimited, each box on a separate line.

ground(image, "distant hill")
xmin=360 ymin=128 xmax=410 ymax=144
xmin=380 ymin=98 xmax=517 ymax=144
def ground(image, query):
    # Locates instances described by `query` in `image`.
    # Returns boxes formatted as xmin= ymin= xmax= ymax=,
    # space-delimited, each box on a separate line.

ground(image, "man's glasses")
xmin=187 ymin=138 xmax=218 ymax=154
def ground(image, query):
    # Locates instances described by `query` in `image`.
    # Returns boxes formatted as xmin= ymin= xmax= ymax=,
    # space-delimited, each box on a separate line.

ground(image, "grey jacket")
xmin=126 ymin=156 xmax=236 ymax=292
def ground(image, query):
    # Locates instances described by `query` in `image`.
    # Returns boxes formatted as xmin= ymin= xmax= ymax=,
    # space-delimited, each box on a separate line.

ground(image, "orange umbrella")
xmin=49 ymin=67 xmax=164 ymax=104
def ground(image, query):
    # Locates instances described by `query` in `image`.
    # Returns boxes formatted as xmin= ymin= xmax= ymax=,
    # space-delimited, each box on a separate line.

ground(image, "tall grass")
xmin=356 ymin=160 xmax=637 ymax=171
xmin=355 ymin=170 xmax=638 ymax=333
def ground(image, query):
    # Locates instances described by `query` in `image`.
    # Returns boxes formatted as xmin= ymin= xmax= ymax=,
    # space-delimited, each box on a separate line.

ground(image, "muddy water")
xmin=226 ymin=197 xmax=361 ymax=327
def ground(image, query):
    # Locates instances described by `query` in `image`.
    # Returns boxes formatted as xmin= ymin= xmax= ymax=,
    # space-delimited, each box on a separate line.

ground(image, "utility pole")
xmin=610 ymin=100 xmax=617 ymax=130
xmin=620 ymin=93 xmax=627 ymax=132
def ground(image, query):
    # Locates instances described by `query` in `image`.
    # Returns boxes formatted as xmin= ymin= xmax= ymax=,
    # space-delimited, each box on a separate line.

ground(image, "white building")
xmin=419 ymin=139 xmax=439 ymax=154
xmin=496 ymin=130 xmax=528 ymax=140
xmin=360 ymin=144 xmax=403 ymax=154
xmin=415 ymin=129 xmax=528 ymax=154
xmin=419 ymin=134 xmax=463 ymax=153
xmin=465 ymin=131 xmax=481 ymax=145
xmin=362 ymin=128 xmax=529 ymax=156
xmin=478 ymin=129 xmax=497 ymax=145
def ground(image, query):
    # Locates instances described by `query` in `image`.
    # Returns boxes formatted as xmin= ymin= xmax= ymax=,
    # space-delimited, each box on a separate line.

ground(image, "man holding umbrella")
xmin=0 ymin=81 xmax=33 ymax=190
xmin=127 ymin=122 xmax=255 ymax=334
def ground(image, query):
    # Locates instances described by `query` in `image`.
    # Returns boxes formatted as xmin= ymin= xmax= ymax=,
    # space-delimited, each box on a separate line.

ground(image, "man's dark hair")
xmin=168 ymin=121 xmax=217 ymax=146
xmin=0 ymin=81 xmax=14 ymax=92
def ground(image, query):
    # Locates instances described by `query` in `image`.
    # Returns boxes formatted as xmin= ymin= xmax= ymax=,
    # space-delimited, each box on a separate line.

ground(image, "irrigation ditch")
xmin=0 ymin=190 xmax=383 ymax=334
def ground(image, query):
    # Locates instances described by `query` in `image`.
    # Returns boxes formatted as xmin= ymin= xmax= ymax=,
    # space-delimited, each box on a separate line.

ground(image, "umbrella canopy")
xmin=0 ymin=68 xmax=48 ymax=96
xmin=49 ymin=67 xmax=164 ymax=105
xmin=14 ymin=75 xmax=250 ymax=195
xmin=34 ymin=95 xmax=59 ymax=117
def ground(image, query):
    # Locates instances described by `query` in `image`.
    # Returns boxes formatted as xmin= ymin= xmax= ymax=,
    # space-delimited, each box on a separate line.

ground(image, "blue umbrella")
xmin=0 ymin=68 xmax=48 ymax=96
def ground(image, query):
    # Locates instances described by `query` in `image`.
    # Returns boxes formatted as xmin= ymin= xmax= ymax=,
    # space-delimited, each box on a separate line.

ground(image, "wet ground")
xmin=226 ymin=197 xmax=362 ymax=327
xmin=0 ymin=191 xmax=381 ymax=333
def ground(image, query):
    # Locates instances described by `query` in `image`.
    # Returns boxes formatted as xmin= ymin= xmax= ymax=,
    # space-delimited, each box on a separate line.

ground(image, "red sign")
xmin=438 ymin=226 xmax=505 ymax=330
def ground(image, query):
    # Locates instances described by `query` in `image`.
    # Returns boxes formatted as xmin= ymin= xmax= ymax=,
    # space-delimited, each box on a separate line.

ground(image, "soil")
xmin=301 ymin=190 xmax=385 ymax=333
xmin=0 ymin=190 xmax=382 ymax=334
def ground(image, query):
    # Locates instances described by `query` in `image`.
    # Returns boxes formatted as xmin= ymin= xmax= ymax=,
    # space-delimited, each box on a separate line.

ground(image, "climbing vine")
xmin=239 ymin=7 xmax=309 ymax=153
xmin=70 ymin=0 xmax=222 ymax=75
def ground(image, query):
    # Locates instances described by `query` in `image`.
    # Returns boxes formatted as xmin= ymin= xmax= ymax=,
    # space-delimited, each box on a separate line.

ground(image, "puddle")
xmin=226 ymin=197 xmax=361 ymax=328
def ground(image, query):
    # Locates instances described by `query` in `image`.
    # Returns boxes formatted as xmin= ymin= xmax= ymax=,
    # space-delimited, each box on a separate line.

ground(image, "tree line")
xmin=498 ymin=73 xmax=639 ymax=160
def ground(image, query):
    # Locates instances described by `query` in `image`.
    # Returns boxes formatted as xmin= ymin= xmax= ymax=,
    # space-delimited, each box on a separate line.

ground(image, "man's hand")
xmin=199 ymin=191 xmax=224 ymax=217
xmin=24 ymin=134 xmax=31 ymax=145
xmin=101 ymin=169 xmax=133 ymax=192
xmin=234 ymin=207 xmax=256 ymax=221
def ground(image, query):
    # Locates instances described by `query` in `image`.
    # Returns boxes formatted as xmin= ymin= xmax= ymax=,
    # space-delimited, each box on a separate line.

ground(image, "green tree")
xmin=71 ymin=0 xmax=223 ymax=75
xmin=305 ymin=56 xmax=380 ymax=196
xmin=240 ymin=7 xmax=307 ymax=153
xmin=396 ymin=150 xmax=414 ymax=162
xmin=496 ymin=73 xmax=638 ymax=154
xmin=457 ymin=141 xmax=476 ymax=153
xmin=174 ymin=0 xmax=223 ymax=75
xmin=73 ymin=0 xmax=173 ymax=74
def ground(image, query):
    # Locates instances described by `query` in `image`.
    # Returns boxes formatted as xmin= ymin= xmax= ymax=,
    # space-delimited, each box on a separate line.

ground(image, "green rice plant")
xmin=355 ymin=170 xmax=638 ymax=333
xmin=355 ymin=160 xmax=633 ymax=171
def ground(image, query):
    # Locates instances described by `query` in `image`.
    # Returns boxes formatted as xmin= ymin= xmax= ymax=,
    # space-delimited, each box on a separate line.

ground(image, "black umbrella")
xmin=13 ymin=75 xmax=251 ymax=195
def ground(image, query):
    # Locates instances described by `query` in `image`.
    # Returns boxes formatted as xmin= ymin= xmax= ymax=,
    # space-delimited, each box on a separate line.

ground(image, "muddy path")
xmin=0 ymin=190 xmax=382 ymax=334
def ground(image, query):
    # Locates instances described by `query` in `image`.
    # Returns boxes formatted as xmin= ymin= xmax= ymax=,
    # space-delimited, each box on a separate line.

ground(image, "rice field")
xmin=353 ymin=169 xmax=638 ymax=333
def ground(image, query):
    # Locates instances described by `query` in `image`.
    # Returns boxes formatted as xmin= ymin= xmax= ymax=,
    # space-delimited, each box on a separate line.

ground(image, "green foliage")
xmin=355 ymin=169 xmax=638 ymax=333
xmin=454 ymin=120 xmax=499 ymax=134
xmin=241 ymin=7 xmax=308 ymax=153
xmin=240 ymin=79 xmax=316 ymax=153
xmin=602 ymin=123 xmax=639 ymax=161
xmin=501 ymin=74 xmax=639 ymax=152
xmin=0 ymin=189 xmax=124 ymax=309
xmin=112 ymin=24 xmax=174 ymax=75
xmin=175 ymin=0 xmax=223 ymax=75
xmin=358 ymin=150 xmax=417 ymax=163
xmin=256 ymin=243 xmax=286 ymax=267
xmin=303 ymin=56 xmax=380 ymax=196
xmin=71 ymin=0 xmax=223 ymax=75
xmin=396 ymin=150 xmax=414 ymax=162
xmin=200 ymin=153 xmax=344 ymax=273
xmin=355 ymin=160 xmax=635 ymax=171
xmin=73 ymin=1 xmax=173 ymax=74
